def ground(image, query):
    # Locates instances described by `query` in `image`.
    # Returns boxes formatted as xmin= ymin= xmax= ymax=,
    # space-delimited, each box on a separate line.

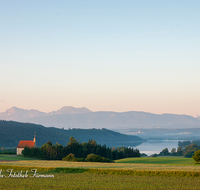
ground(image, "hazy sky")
xmin=0 ymin=1 xmax=200 ymax=116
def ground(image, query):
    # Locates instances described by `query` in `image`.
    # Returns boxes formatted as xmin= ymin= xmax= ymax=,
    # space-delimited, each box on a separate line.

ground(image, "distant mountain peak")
xmin=4 ymin=106 xmax=24 ymax=114
xmin=194 ymin=114 xmax=200 ymax=120
xmin=6 ymin=106 xmax=20 ymax=111
xmin=48 ymin=106 xmax=92 ymax=115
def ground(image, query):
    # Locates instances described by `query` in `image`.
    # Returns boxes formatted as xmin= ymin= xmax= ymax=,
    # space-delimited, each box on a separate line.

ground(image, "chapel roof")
xmin=17 ymin=140 xmax=35 ymax=148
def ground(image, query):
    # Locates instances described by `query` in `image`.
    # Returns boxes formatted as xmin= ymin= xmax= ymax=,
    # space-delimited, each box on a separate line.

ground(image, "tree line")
xmin=178 ymin=140 xmax=200 ymax=148
xmin=22 ymin=137 xmax=140 ymax=160
xmin=152 ymin=141 xmax=200 ymax=158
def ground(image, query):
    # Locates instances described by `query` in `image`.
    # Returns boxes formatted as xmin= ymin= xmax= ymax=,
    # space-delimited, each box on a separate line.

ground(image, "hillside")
xmin=0 ymin=120 xmax=144 ymax=148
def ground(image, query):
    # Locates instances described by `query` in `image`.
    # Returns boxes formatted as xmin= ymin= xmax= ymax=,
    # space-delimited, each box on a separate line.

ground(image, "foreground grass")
xmin=115 ymin=156 xmax=195 ymax=164
xmin=1 ymin=173 xmax=200 ymax=190
xmin=1 ymin=157 xmax=200 ymax=189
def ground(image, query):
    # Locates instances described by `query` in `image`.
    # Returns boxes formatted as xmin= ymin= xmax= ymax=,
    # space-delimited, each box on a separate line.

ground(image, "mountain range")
xmin=1 ymin=106 xmax=200 ymax=129
xmin=0 ymin=106 xmax=91 ymax=120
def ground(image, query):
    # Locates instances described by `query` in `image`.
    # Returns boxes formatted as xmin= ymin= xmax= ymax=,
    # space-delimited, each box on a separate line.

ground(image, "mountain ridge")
xmin=0 ymin=106 xmax=91 ymax=120
xmin=25 ymin=111 xmax=200 ymax=129
xmin=1 ymin=106 xmax=200 ymax=129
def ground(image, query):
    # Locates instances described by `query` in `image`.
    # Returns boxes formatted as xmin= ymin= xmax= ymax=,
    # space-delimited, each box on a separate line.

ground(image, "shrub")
xmin=192 ymin=150 xmax=200 ymax=163
xmin=62 ymin=153 xmax=84 ymax=162
xmin=85 ymin=153 xmax=113 ymax=163
xmin=62 ymin=153 xmax=75 ymax=161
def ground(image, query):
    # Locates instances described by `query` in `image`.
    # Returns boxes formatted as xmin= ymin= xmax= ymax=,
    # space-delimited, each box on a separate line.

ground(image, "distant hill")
xmin=0 ymin=120 xmax=144 ymax=148
xmin=1 ymin=106 xmax=200 ymax=129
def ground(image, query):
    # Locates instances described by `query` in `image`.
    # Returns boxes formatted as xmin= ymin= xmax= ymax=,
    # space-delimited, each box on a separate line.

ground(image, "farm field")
xmin=0 ymin=156 xmax=199 ymax=173
xmin=1 ymin=156 xmax=200 ymax=189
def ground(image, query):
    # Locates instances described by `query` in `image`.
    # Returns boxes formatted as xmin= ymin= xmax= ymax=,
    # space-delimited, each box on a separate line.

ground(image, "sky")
xmin=0 ymin=1 xmax=200 ymax=116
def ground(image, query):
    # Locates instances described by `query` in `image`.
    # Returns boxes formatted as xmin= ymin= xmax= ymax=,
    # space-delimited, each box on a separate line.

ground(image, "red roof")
xmin=17 ymin=140 xmax=35 ymax=148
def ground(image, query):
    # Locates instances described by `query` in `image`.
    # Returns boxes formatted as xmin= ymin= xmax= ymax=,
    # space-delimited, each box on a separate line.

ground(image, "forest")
xmin=22 ymin=137 xmax=140 ymax=160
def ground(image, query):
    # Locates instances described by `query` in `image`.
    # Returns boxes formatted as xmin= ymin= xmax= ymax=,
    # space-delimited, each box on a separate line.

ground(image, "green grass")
xmin=0 ymin=154 xmax=37 ymax=161
xmin=1 ymin=158 xmax=200 ymax=189
xmin=115 ymin=156 xmax=195 ymax=164
xmin=1 ymin=173 xmax=200 ymax=189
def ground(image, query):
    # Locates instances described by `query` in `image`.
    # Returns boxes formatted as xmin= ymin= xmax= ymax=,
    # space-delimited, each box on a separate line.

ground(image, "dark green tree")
xmin=177 ymin=147 xmax=183 ymax=156
xmin=171 ymin=148 xmax=176 ymax=156
xmin=184 ymin=143 xmax=199 ymax=158
xmin=160 ymin=148 xmax=169 ymax=156
xmin=160 ymin=148 xmax=170 ymax=156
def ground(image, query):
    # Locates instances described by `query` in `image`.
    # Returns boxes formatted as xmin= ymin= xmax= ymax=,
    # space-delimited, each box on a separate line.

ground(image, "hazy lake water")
xmin=134 ymin=140 xmax=183 ymax=156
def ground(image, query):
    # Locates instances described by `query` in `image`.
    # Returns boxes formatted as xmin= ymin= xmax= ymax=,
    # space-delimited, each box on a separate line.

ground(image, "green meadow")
xmin=1 ymin=155 xmax=200 ymax=189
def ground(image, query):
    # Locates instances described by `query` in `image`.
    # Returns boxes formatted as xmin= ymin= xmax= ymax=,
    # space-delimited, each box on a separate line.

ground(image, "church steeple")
xmin=33 ymin=132 xmax=36 ymax=143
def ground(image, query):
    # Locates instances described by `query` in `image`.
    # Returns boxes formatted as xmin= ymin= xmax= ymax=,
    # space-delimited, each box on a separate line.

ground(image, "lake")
xmin=133 ymin=140 xmax=184 ymax=156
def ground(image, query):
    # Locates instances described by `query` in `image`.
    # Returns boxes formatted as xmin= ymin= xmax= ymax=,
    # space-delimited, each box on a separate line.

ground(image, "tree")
xmin=91 ymin=140 xmax=97 ymax=146
xmin=192 ymin=150 xmax=200 ymax=163
xmin=171 ymin=148 xmax=176 ymax=156
xmin=184 ymin=143 xmax=199 ymax=158
xmin=67 ymin=137 xmax=78 ymax=146
xmin=160 ymin=148 xmax=169 ymax=156
xmin=177 ymin=147 xmax=183 ymax=156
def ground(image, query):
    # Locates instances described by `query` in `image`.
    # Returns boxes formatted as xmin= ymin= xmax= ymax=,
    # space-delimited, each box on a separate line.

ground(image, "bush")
xmin=62 ymin=153 xmax=84 ymax=162
xmin=192 ymin=150 xmax=200 ymax=163
xmin=85 ymin=153 xmax=113 ymax=163
xmin=62 ymin=153 xmax=75 ymax=161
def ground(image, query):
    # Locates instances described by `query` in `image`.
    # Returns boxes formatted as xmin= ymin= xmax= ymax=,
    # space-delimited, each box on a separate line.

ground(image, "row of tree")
xmin=156 ymin=142 xmax=200 ymax=158
xmin=22 ymin=137 xmax=140 ymax=160
xmin=178 ymin=140 xmax=200 ymax=148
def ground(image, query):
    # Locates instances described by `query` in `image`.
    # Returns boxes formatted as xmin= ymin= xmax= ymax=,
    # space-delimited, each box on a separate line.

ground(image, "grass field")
xmin=1 ymin=156 xmax=200 ymax=189
xmin=115 ymin=156 xmax=195 ymax=164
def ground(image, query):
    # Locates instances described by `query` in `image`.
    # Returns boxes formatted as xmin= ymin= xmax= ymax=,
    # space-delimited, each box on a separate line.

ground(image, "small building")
xmin=17 ymin=134 xmax=36 ymax=155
